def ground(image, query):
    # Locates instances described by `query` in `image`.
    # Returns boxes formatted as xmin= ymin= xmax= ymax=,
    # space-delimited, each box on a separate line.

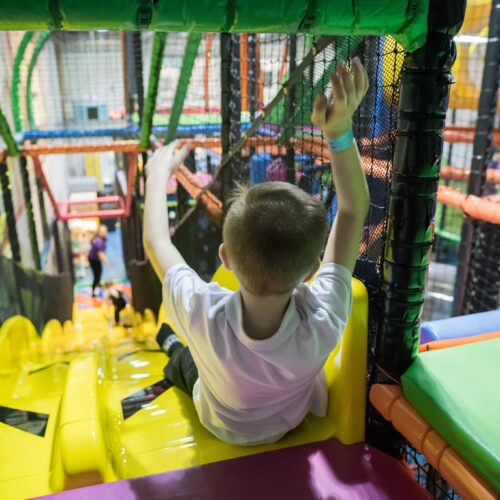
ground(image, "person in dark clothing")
xmin=104 ymin=281 xmax=128 ymax=325
xmin=156 ymin=323 xmax=198 ymax=396
xmin=88 ymin=224 xmax=108 ymax=297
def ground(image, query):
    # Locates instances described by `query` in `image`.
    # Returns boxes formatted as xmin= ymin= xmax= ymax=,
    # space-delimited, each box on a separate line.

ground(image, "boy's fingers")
xmin=341 ymin=62 xmax=355 ymax=108
xmin=311 ymin=94 xmax=328 ymax=126
xmin=351 ymin=57 xmax=365 ymax=100
xmin=331 ymin=72 xmax=347 ymax=110
xmin=162 ymin=140 xmax=179 ymax=157
xmin=172 ymin=143 xmax=190 ymax=167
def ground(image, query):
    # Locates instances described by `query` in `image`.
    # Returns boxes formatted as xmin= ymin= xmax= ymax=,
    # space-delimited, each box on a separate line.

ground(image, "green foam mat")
xmin=402 ymin=339 xmax=500 ymax=492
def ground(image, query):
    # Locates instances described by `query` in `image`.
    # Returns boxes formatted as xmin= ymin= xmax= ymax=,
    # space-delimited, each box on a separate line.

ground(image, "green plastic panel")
xmin=402 ymin=339 xmax=500 ymax=492
xmin=0 ymin=0 xmax=429 ymax=51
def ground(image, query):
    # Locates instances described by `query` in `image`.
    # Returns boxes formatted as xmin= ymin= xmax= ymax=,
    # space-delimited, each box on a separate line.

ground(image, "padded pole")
xmin=370 ymin=0 xmax=466 ymax=456
xmin=133 ymin=32 xmax=145 ymax=126
xmin=165 ymin=33 xmax=203 ymax=144
xmin=284 ymin=35 xmax=297 ymax=184
xmin=453 ymin=0 xmax=500 ymax=315
xmin=0 ymin=162 xmax=21 ymax=262
xmin=26 ymin=31 xmax=51 ymax=130
xmin=220 ymin=33 xmax=242 ymax=207
xmin=139 ymin=32 xmax=167 ymax=149
xmin=0 ymin=107 xmax=19 ymax=156
xmin=11 ymin=32 xmax=35 ymax=133
xmin=247 ymin=34 xmax=257 ymax=122
xmin=19 ymin=156 xmax=41 ymax=270
xmin=24 ymin=31 xmax=52 ymax=245
xmin=36 ymin=175 xmax=49 ymax=242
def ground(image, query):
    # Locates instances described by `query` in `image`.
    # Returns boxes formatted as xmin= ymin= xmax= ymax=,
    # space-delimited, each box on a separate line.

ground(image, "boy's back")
xmin=163 ymin=262 xmax=352 ymax=445
xmin=143 ymin=58 xmax=370 ymax=445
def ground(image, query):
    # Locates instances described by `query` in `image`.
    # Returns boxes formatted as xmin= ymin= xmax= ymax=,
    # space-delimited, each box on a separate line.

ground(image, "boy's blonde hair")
xmin=223 ymin=182 xmax=328 ymax=295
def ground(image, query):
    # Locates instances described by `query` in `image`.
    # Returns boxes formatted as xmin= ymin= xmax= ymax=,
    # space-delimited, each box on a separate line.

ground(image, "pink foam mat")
xmin=36 ymin=438 xmax=428 ymax=499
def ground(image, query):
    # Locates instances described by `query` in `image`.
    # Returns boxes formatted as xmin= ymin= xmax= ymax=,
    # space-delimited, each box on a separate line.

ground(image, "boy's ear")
xmin=304 ymin=258 xmax=321 ymax=282
xmin=219 ymin=243 xmax=232 ymax=270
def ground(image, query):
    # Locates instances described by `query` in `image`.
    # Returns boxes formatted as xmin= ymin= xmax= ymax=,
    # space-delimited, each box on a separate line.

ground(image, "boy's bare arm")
xmin=311 ymin=58 xmax=370 ymax=273
xmin=143 ymin=141 xmax=190 ymax=280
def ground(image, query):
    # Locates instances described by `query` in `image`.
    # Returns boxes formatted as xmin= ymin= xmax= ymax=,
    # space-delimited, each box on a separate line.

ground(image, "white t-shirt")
xmin=162 ymin=262 xmax=352 ymax=446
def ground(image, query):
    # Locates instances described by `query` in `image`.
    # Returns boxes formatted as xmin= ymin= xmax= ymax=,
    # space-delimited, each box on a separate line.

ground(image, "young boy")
xmin=103 ymin=281 xmax=128 ymax=325
xmin=143 ymin=59 xmax=369 ymax=445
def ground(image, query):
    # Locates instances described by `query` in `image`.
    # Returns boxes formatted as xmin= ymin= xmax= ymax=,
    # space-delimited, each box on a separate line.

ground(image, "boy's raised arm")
xmin=311 ymin=58 xmax=370 ymax=274
xmin=143 ymin=141 xmax=190 ymax=280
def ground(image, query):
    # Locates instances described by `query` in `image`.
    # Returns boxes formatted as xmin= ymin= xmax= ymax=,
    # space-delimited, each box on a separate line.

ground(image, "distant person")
xmin=88 ymin=224 xmax=108 ymax=297
xmin=104 ymin=281 xmax=128 ymax=325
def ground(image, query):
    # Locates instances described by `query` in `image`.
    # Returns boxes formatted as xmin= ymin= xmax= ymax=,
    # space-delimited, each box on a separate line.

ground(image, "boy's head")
xmin=221 ymin=182 xmax=328 ymax=296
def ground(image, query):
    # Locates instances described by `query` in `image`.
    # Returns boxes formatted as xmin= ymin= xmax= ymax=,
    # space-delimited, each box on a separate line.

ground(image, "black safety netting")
xmin=179 ymin=34 xmax=404 ymax=381
xmin=422 ymin=1 xmax=500 ymax=321
xmin=463 ymin=221 xmax=500 ymax=313
xmin=0 ymin=255 xmax=73 ymax=332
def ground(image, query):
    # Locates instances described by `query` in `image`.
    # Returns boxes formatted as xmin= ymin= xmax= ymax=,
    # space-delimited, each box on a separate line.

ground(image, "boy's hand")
xmin=145 ymin=140 xmax=190 ymax=179
xmin=311 ymin=57 xmax=369 ymax=138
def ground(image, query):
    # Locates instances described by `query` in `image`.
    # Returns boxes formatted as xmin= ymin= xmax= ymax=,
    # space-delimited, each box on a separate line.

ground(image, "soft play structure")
xmin=1 ymin=0 xmax=500 ymax=499
xmin=371 ymin=309 xmax=500 ymax=498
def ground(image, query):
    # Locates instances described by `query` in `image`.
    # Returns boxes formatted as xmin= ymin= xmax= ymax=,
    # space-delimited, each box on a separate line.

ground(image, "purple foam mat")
xmin=36 ymin=438 xmax=428 ymax=500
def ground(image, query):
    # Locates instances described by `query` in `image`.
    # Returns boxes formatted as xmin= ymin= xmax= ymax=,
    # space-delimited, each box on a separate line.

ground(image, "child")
xmin=103 ymin=281 xmax=128 ymax=326
xmin=143 ymin=59 xmax=369 ymax=445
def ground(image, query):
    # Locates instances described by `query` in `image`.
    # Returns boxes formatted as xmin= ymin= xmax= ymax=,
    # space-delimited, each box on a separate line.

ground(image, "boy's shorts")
xmin=164 ymin=346 xmax=199 ymax=397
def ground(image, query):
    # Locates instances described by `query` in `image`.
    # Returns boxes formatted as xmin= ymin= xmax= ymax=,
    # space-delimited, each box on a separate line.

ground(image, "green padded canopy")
xmin=402 ymin=339 xmax=500 ymax=492
xmin=0 ymin=0 xmax=429 ymax=51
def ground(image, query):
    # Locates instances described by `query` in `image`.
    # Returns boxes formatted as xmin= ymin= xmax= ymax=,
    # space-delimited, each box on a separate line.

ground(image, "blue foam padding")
xmin=21 ymin=122 xmax=271 ymax=141
xmin=420 ymin=309 xmax=500 ymax=343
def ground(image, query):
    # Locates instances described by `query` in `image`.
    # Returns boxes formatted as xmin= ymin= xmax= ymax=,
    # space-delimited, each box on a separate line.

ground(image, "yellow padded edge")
xmin=40 ymin=319 xmax=65 ymax=356
xmin=327 ymin=278 xmax=368 ymax=444
xmin=0 ymin=316 xmax=40 ymax=369
xmin=60 ymin=353 xmax=113 ymax=482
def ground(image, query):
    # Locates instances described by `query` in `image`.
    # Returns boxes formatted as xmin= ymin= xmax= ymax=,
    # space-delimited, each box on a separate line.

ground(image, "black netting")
xmin=404 ymin=446 xmax=459 ymax=500
xmin=0 ymin=255 xmax=72 ymax=331
xmin=463 ymin=220 xmax=500 ymax=313
xmin=422 ymin=2 xmax=500 ymax=321
xmin=194 ymin=34 xmax=404 ymax=390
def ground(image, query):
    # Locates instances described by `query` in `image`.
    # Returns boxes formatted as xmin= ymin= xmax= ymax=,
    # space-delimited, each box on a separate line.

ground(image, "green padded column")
xmin=0 ymin=108 xmax=19 ymax=156
xmin=0 ymin=161 xmax=21 ymax=262
xmin=139 ymin=32 xmax=167 ymax=149
xmin=26 ymin=31 xmax=51 ymax=130
xmin=165 ymin=33 xmax=203 ymax=144
xmin=11 ymin=31 xmax=35 ymax=133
